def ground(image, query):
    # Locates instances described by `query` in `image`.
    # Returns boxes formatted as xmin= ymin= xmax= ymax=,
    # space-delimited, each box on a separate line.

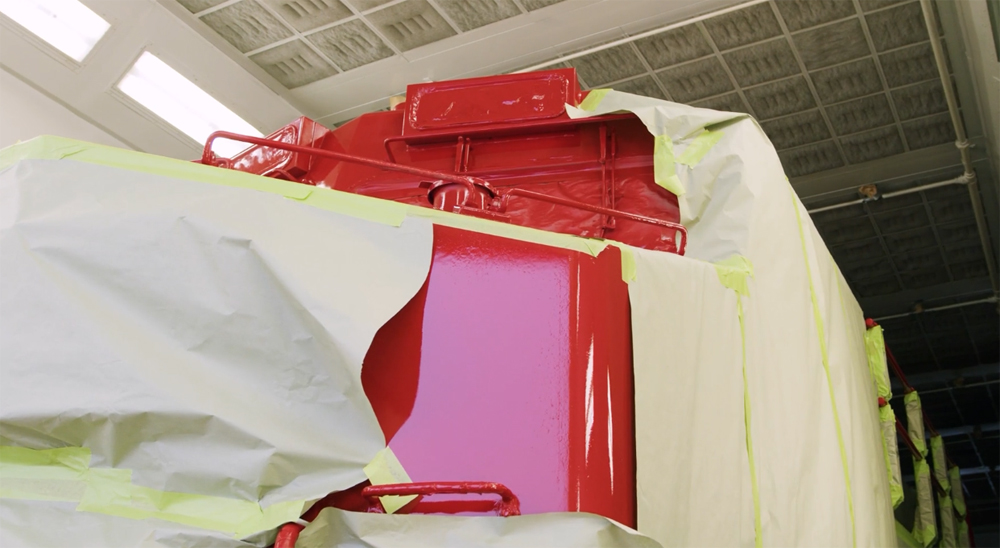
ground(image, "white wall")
xmin=0 ymin=67 xmax=131 ymax=150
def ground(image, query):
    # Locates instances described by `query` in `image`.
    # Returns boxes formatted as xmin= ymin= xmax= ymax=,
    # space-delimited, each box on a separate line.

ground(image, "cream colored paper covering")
xmin=571 ymin=90 xmax=895 ymax=547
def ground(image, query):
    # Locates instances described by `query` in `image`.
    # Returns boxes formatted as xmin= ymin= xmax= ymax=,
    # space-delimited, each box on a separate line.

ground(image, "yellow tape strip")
xmin=653 ymin=135 xmax=685 ymax=196
xmin=619 ymin=246 xmax=637 ymax=283
xmin=710 ymin=256 xmax=760 ymax=546
xmin=738 ymin=296 xmax=762 ymax=548
xmin=865 ymin=325 xmax=892 ymax=400
xmin=897 ymin=520 xmax=922 ymax=548
xmin=363 ymin=447 xmax=416 ymax=514
xmin=677 ymin=128 xmax=724 ymax=168
xmin=578 ymin=89 xmax=611 ymax=111
xmin=0 ymin=446 xmax=305 ymax=538
xmin=790 ymin=188 xmax=857 ymax=548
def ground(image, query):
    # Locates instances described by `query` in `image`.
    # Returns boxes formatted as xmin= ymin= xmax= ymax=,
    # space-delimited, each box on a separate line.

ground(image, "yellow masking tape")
xmin=713 ymin=255 xmax=754 ymax=297
xmin=791 ymin=187 xmax=856 ymax=548
xmin=363 ymin=447 xmax=416 ymax=514
xmin=897 ymin=520 xmax=921 ymax=548
xmin=619 ymin=246 xmax=637 ymax=283
xmin=880 ymin=404 xmax=904 ymax=508
xmin=578 ymin=89 xmax=611 ymax=112
xmin=1 ymin=136 xmax=646 ymax=295
xmin=677 ymin=128 xmax=725 ymax=168
xmin=948 ymin=466 xmax=966 ymax=516
xmin=653 ymin=135 xmax=685 ymax=196
xmin=865 ymin=325 xmax=892 ymax=400
xmin=904 ymin=391 xmax=929 ymax=457
xmin=709 ymin=256 xmax=760 ymax=545
xmin=0 ymin=446 xmax=306 ymax=537
xmin=738 ymin=297 xmax=762 ymax=548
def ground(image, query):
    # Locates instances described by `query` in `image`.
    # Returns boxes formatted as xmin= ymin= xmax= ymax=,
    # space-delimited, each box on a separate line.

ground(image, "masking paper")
xmin=576 ymin=90 xmax=895 ymax=547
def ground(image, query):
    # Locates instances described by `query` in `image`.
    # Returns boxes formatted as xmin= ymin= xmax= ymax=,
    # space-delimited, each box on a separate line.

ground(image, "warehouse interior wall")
xmin=0 ymin=67 xmax=129 ymax=150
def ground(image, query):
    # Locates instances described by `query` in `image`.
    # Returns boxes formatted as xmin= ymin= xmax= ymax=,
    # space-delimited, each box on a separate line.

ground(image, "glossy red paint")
xmin=203 ymin=68 xmax=683 ymax=254
xmin=363 ymin=225 xmax=635 ymax=521
xmin=273 ymin=225 xmax=635 ymax=547
xmin=362 ymin=482 xmax=521 ymax=517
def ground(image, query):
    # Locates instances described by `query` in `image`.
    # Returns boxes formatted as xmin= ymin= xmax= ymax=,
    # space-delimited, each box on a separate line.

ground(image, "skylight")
xmin=117 ymin=52 xmax=262 ymax=158
xmin=0 ymin=0 xmax=110 ymax=62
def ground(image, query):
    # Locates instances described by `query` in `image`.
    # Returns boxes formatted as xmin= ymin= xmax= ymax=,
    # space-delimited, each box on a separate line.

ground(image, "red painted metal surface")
xmin=212 ymin=70 xmax=650 ymax=546
xmin=273 ymin=225 xmax=634 ymax=546
xmin=362 ymin=225 xmax=635 ymax=520
xmin=203 ymin=68 xmax=684 ymax=254
xmin=362 ymin=482 xmax=522 ymax=516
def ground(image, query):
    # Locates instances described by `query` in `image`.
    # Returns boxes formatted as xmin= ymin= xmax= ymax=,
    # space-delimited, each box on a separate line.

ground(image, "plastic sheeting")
xmin=930 ymin=436 xmax=957 ymax=548
xmin=294 ymin=508 xmax=662 ymax=547
xmin=572 ymin=90 xmax=895 ymax=547
xmin=0 ymin=157 xmax=434 ymax=542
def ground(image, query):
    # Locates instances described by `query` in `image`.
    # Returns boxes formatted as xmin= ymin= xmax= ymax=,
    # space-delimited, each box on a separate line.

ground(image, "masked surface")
xmin=294 ymin=507 xmax=662 ymax=547
xmin=574 ymin=90 xmax=895 ymax=547
xmin=0 ymin=156 xmax=434 ymax=542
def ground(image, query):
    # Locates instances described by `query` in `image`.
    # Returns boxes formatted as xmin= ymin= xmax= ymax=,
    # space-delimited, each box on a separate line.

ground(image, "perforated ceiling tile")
xmin=883 ymin=226 xmax=934 ymax=253
xmin=367 ymin=0 xmax=456 ymax=52
xmin=822 ymin=215 xmax=878 ymax=244
xmin=744 ymin=76 xmax=815 ymax=119
xmin=929 ymin=196 xmax=973 ymax=225
xmin=902 ymin=112 xmax=956 ymax=149
xmin=723 ymin=38 xmax=799 ymax=87
xmin=854 ymin=277 xmax=901 ymax=297
xmin=864 ymin=1 xmax=929 ymax=52
xmin=937 ymin=220 xmax=980 ymax=247
xmin=891 ymin=80 xmax=947 ymax=120
xmin=614 ymin=75 xmax=666 ymax=100
xmin=760 ymin=109 xmax=830 ymax=150
xmin=569 ymin=44 xmax=646 ymax=87
xmin=690 ymin=92 xmax=748 ymax=113
xmin=262 ymin=0 xmax=353 ymax=32
xmin=825 ymin=94 xmax=894 ymax=135
xmin=656 ymin=57 xmax=733 ymax=103
xmin=178 ymin=0 xmax=229 ymax=13
xmin=201 ymin=0 xmax=295 ymax=53
xmin=841 ymin=126 xmax=904 ymax=163
xmin=951 ymin=259 xmax=989 ymax=280
xmin=879 ymin=42 xmax=940 ymax=87
xmin=702 ymin=3 xmax=781 ymax=51
xmin=777 ymin=140 xmax=843 ymax=177
xmin=842 ymin=257 xmax=895 ymax=281
xmin=250 ymin=39 xmax=336 ymax=87
xmin=890 ymin=247 xmax=943 ymax=272
xmin=809 ymin=58 xmax=882 ymax=104
xmin=943 ymin=242 xmax=983 ymax=264
xmin=307 ymin=19 xmax=394 ymax=71
xmin=776 ymin=0 xmax=856 ymax=32
xmin=899 ymin=267 xmax=949 ymax=289
xmin=873 ymin=203 xmax=930 ymax=234
xmin=792 ymin=18 xmax=870 ymax=70
xmin=520 ymin=0 xmax=565 ymax=10
xmin=830 ymin=238 xmax=886 ymax=262
xmin=343 ymin=0 xmax=391 ymax=11
xmin=435 ymin=0 xmax=521 ymax=32
xmin=634 ymin=25 xmax=713 ymax=70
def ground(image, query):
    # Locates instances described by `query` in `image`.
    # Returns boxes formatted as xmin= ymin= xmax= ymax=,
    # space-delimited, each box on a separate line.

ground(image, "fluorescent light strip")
xmin=118 ymin=52 xmax=262 ymax=157
xmin=0 ymin=0 xmax=110 ymax=62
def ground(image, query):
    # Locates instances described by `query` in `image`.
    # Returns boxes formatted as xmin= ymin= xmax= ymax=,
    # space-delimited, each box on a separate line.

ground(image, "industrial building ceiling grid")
xmin=559 ymin=0 xmax=956 ymax=179
xmin=178 ymin=0 xmax=568 ymax=89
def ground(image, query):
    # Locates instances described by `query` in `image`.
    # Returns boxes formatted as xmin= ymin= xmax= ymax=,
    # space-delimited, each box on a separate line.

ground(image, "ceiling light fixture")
xmin=0 ymin=0 xmax=111 ymax=62
xmin=117 ymin=52 xmax=262 ymax=157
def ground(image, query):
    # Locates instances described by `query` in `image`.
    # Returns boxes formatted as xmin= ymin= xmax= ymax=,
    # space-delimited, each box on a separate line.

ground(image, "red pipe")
xmin=501 ymin=188 xmax=687 ymax=254
xmin=362 ymin=481 xmax=521 ymax=517
xmin=201 ymin=131 xmax=484 ymax=207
